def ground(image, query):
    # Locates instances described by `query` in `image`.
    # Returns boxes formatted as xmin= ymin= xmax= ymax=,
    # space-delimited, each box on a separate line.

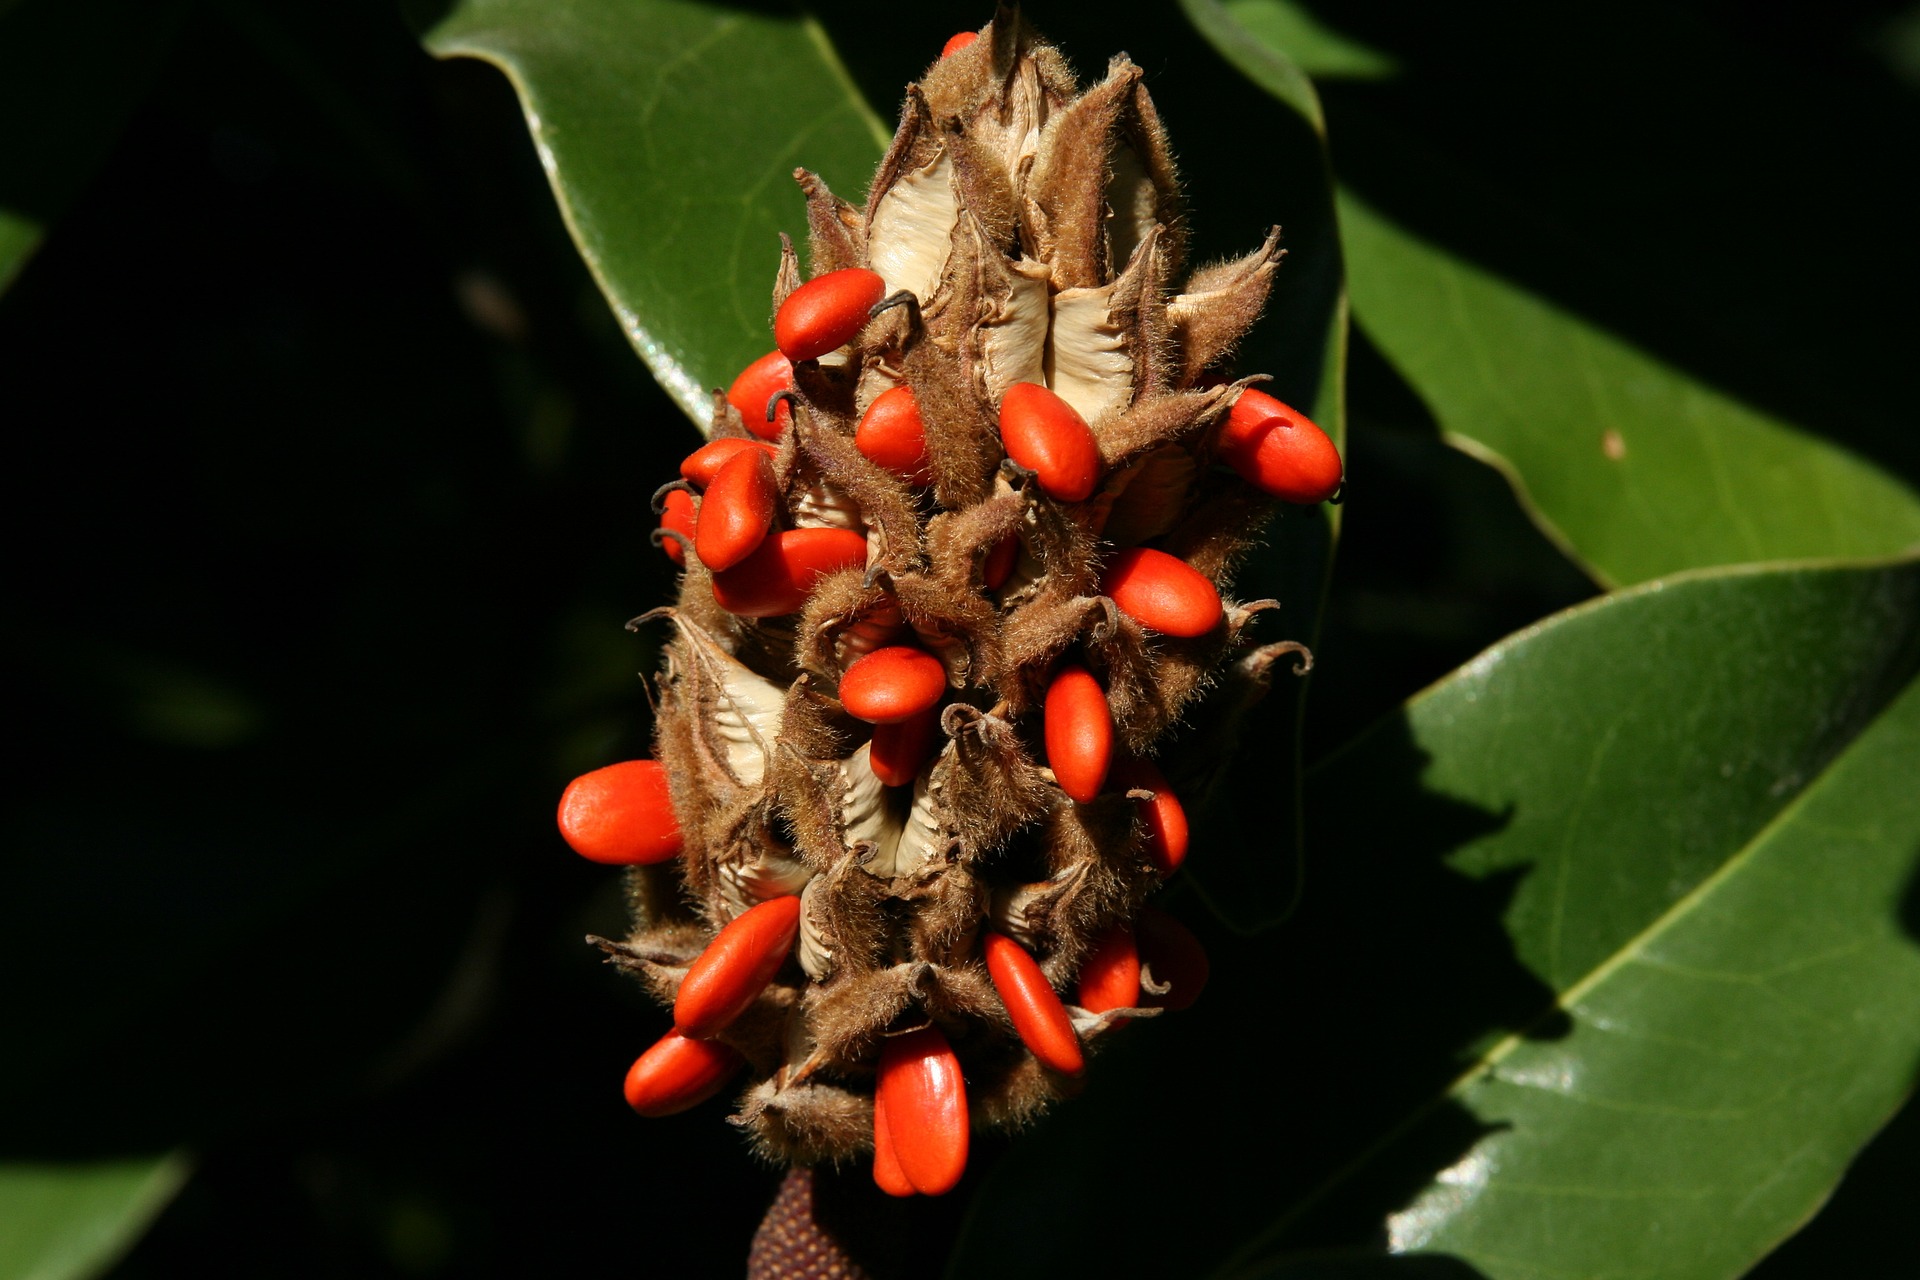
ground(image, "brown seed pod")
xmin=572 ymin=11 xmax=1323 ymax=1191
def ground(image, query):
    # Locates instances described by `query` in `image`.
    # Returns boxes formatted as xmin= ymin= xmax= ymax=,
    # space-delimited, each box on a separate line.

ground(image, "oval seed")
xmin=1076 ymin=924 xmax=1141 ymax=1014
xmin=855 ymin=384 xmax=932 ymax=486
xmin=1043 ymin=663 xmax=1112 ymax=804
xmin=623 ymin=1029 xmax=744 ymax=1117
xmin=557 ymin=759 xmax=681 ymax=865
xmin=870 ymin=707 xmax=939 ymax=787
xmin=775 ymin=267 xmax=888 ymax=362
xmin=680 ymin=437 xmax=779 ymax=488
xmin=726 ymin=351 xmax=794 ymax=440
xmin=940 ymin=31 xmax=978 ymax=58
xmin=983 ymin=933 xmax=1085 ymax=1076
xmin=694 ymin=447 xmax=780 ymax=572
xmin=1218 ymin=388 xmax=1343 ymax=504
xmin=657 ymin=488 xmax=697 ymax=565
xmin=839 ymin=645 xmax=947 ymax=725
xmin=1110 ymin=757 xmax=1189 ymax=875
xmin=711 ymin=528 xmax=868 ymax=618
xmin=1137 ymin=906 xmax=1209 ymax=1012
xmin=1101 ymin=546 xmax=1223 ymax=638
xmin=982 ymin=532 xmax=1019 ymax=590
xmin=871 ymin=1094 xmax=917 ymax=1197
xmin=998 ymin=381 xmax=1102 ymax=503
xmin=876 ymin=1025 xmax=969 ymax=1196
xmin=674 ymin=895 xmax=804 ymax=1038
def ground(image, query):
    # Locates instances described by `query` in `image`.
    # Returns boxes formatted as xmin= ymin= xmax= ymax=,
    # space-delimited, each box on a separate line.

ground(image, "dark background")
xmin=3 ymin=0 xmax=1917 ymax=1275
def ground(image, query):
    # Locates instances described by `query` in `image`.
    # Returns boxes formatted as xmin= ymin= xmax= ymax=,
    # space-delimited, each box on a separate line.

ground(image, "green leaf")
xmin=419 ymin=0 xmax=889 ymax=427
xmin=1224 ymin=556 xmax=1920 ymax=1279
xmin=948 ymin=558 xmax=1920 ymax=1280
xmin=1337 ymin=193 xmax=1920 ymax=587
xmin=1216 ymin=0 xmax=1397 ymax=82
xmin=0 ymin=0 xmax=182 ymax=294
xmin=0 ymin=1154 xmax=190 ymax=1280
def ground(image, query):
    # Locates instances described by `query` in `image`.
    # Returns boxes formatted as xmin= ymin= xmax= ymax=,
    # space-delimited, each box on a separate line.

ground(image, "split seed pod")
xmin=578 ymin=13 xmax=1317 ymax=1180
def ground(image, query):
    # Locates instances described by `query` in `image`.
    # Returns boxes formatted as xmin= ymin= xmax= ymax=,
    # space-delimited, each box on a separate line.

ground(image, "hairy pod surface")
xmin=576 ymin=14 xmax=1317 ymax=1173
xmin=624 ymin=1030 xmax=744 ymax=1117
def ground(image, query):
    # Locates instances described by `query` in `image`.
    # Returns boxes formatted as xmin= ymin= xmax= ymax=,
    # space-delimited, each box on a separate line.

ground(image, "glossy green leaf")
xmin=949 ymin=558 xmax=1920 ymax=1280
xmin=419 ymin=0 xmax=888 ymax=426
xmin=1223 ymin=556 xmax=1920 ymax=1279
xmin=1217 ymin=0 xmax=1396 ymax=84
xmin=1337 ymin=193 xmax=1920 ymax=587
xmin=0 ymin=1153 xmax=190 ymax=1280
xmin=0 ymin=0 xmax=182 ymax=294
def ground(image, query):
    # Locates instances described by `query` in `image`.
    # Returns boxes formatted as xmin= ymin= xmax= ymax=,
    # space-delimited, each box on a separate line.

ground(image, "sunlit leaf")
xmin=0 ymin=1154 xmax=190 ymax=1280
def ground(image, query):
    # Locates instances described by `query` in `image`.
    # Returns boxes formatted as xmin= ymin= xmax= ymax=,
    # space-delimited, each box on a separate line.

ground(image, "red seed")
xmin=674 ymin=895 xmax=804 ymax=1039
xmin=839 ymin=645 xmax=946 ymax=725
xmin=871 ymin=1094 xmax=917 ymax=1197
xmin=1137 ymin=906 xmax=1210 ymax=1012
xmin=680 ymin=437 xmax=779 ymax=488
xmin=998 ymin=382 xmax=1102 ymax=503
xmin=623 ymin=1030 xmax=743 ymax=1117
xmin=1076 ymin=924 xmax=1141 ymax=1014
xmin=775 ymin=268 xmax=887 ymax=362
xmin=983 ymin=933 xmax=1085 ymax=1076
xmin=1110 ymin=758 xmax=1189 ymax=875
xmin=658 ymin=489 xmax=697 ymax=565
xmin=940 ymin=31 xmax=978 ymax=58
xmin=1218 ymin=388 xmax=1343 ymax=504
xmin=870 ymin=707 xmax=939 ymax=787
xmin=557 ymin=759 xmax=681 ymax=865
xmin=711 ymin=528 xmax=868 ymax=618
xmin=694 ymin=447 xmax=780 ymax=572
xmin=1101 ymin=547 xmax=1223 ymax=638
xmin=1043 ymin=663 xmax=1112 ymax=804
xmin=855 ymin=385 xmax=932 ymax=486
xmin=726 ymin=351 xmax=794 ymax=440
xmin=982 ymin=532 xmax=1018 ymax=590
xmin=876 ymin=1026 xmax=969 ymax=1196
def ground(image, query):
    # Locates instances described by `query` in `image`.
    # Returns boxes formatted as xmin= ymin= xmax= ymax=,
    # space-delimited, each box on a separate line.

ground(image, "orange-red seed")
xmin=775 ymin=268 xmax=887 ymax=362
xmin=940 ymin=31 xmax=979 ymax=58
xmin=1101 ymin=547 xmax=1223 ymax=638
xmin=983 ymin=933 xmax=1085 ymax=1075
xmin=870 ymin=707 xmax=939 ymax=787
xmin=680 ymin=437 xmax=779 ymax=488
xmin=1111 ymin=758 xmax=1189 ymax=875
xmin=876 ymin=1026 xmax=969 ymax=1196
xmin=1077 ymin=924 xmax=1142 ymax=1014
xmin=998 ymin=381 xmax=1102 ymax=503
xmin=871 ymin=1094 xmax=917 ymax=1197
xmin=711 ymin=528 xmax=868 ymax=618
xmin=694 ymin=447 xmax=780 ymax=572
xmin=726 ymin=351 xmax=794 ymax=440
xmin=658 ymin=488 xmax=697 ymax=565
xmin=557 ymin=759 xmax=681 ymax=865
xmin=1043 ymin=663 xmax=1113 ymax=804
xmin=840 ymin=646 xmax=947 ymax=725
xmin=623 ymin=1030 xmax=743 ymax=1117
xmin=674 ymin=895 xmax=804 ymax=1039
xmin=856 ymin=385 xmax=933 ymax=486
xmin=1219 ymin=388 xmax=1343 ymax=504
xmin=1137 ymin=906 xmax=1210 ymax=1012
xmin=982 ymin=532 xmax=1019 ymax=590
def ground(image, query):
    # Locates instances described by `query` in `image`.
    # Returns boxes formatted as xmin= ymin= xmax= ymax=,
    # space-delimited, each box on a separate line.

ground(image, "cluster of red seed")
xmin=555 ymin=16 xmax=1341 ymax=1199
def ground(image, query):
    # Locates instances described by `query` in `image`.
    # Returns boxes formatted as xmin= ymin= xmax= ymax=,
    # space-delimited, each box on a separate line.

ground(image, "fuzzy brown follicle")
xmin=601 ymin=9 xmax=1325 ymax=1191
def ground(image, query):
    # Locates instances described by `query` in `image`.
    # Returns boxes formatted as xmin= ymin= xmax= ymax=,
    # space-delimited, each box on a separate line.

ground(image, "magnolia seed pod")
xmin=856 ymin=384 xmax=933 ymax=487
xmin=775 ymin=268 xmax=887 ymax=361
xmin=1101 ymin=546 xmax=1223 ymax=638
xmin=1219 ymin=388 xmax=1343 ymax=504
xmin=999 ymin=381 xmax=1102 ymax=503
xmin=695 ymin=446 xmax=781 ymax=572
xmin=1044 ymin=664 xmax=1113 ymax=804
xmin=838 ymin=645 xmax=947 ymax=724
xmin=983 ymin=933 xmax=1085 ymax=1075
